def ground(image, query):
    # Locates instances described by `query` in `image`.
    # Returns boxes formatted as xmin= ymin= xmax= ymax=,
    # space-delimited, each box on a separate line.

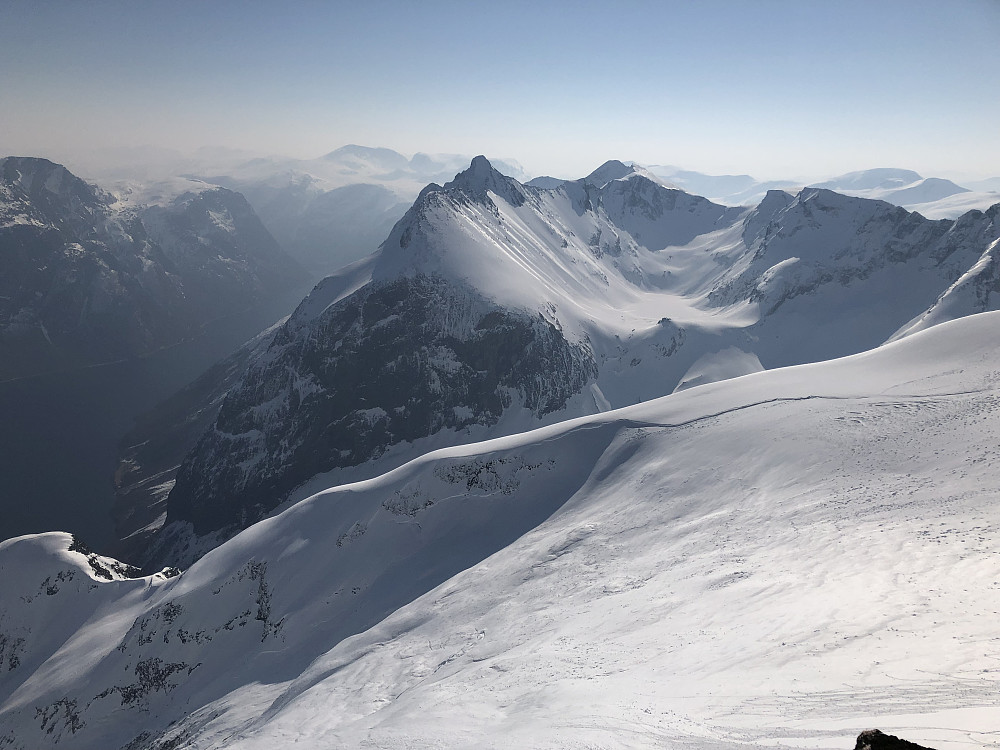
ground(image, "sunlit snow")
xmin=2 ymin=313 xmax=1000 ymax=749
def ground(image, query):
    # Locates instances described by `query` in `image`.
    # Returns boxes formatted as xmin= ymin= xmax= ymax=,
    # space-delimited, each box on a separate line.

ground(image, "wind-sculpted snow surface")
xmin=2 ymin=312 xmax=1000 ymax=748
xmin=154 ymin=158 xmax=1000 ymax=565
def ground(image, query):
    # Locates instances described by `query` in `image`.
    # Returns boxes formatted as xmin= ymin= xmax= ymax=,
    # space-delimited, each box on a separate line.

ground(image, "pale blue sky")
xmin=1 ymin=0 xmax=997 ymax=180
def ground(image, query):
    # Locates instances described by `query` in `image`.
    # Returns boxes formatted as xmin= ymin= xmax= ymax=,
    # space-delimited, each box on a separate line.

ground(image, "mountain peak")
xmin=469 ymin=154 xmax=492 ymax=171
xmin=451 ymin=155 xmax=499 ymax=184
xmin=442 ymin=155 xmax=526 ymax=207
xmin=585 ymin=160 xmax=635 ymax=188
xmin=1 ymin=156 xmax=113 ymax=225
xmin=743 ymin=189 xmax=795 ymax=244
xmin=1 ymin=156 xmax=98 ymax=201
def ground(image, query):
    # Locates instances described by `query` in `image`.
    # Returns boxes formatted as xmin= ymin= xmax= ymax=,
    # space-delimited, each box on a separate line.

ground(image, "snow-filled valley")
xmin=2 ymin=311 xmax=1000 ymax=749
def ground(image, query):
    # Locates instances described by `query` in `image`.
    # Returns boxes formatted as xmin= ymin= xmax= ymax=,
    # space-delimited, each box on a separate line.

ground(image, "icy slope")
xmin=2 ymin=311 xmax=1000 ymax=749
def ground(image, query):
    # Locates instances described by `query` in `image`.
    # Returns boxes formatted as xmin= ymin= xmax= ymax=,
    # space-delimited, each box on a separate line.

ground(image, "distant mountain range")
xmin=191 ymin=146 xmax=529 ymax=277
xmin=645 ymin=164 xmax=999 ymax=219
xmin=49 ymin=144 xmax=1000 ymax=280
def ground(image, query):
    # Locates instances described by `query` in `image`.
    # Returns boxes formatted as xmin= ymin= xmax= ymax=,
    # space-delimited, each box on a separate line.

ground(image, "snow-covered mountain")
xmin=134 ymin=158 xmax=1000 ymax=568
xmin=145 ymin=158 xmax=744 ymax=563
xmin=0 ymin=157 xmax=305 ymax=380
xmin=812 ymin=167 xmax=925 ymax=192
xmin=2 ymin=310 xmax=999 ymax=749
xmin=889 ymin=232 xmax=1000 ymax=342
xmin=806 ymin=167 xmax=986 ymax=209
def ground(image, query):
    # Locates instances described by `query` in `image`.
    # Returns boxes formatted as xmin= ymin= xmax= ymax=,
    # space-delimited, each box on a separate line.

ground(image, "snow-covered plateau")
xmin=2 ymin=310 xmax=1000 ymax=749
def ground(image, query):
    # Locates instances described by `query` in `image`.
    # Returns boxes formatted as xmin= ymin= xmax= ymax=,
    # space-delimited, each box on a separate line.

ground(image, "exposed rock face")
xmin=0 ymin=157 xmax=305 ymax=379
xmin=167 ymin=274 xmax=596 ymax=536
xmin=855 ymin=729 xmax=936 ymax=750
xmin=889 ymin=206 xmax=1000 ymax=341
xmin=709 ymin=188 xmax=1000 ymax=365
xmin=138 ymin=187 xmax=304 ymax=312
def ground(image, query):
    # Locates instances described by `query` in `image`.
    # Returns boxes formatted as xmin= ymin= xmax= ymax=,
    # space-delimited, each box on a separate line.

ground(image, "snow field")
xmin=212 ymin=318 xmax=1000 ymax=749
xmin=3 ymin=313 xmax=998 ymax=747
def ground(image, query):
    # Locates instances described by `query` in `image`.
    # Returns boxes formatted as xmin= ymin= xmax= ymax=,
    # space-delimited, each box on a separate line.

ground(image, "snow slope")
xmin=2 ymin=311 xmax=1000 ymax=749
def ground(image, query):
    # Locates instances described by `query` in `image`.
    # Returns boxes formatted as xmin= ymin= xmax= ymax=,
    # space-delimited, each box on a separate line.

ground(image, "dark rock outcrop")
xmin=165 ymin=274 xmax=596 ymax=537
xmin=855 ymin=728 xmax=936 ymax=750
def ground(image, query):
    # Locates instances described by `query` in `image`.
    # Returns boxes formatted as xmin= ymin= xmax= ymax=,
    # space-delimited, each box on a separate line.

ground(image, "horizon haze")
xmin=2 ymin=0 xmax=998 ymax=182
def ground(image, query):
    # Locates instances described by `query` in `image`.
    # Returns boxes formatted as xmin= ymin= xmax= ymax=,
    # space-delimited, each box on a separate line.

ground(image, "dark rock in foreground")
xmin=856 ymin=729 xmax=936 ymax=750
